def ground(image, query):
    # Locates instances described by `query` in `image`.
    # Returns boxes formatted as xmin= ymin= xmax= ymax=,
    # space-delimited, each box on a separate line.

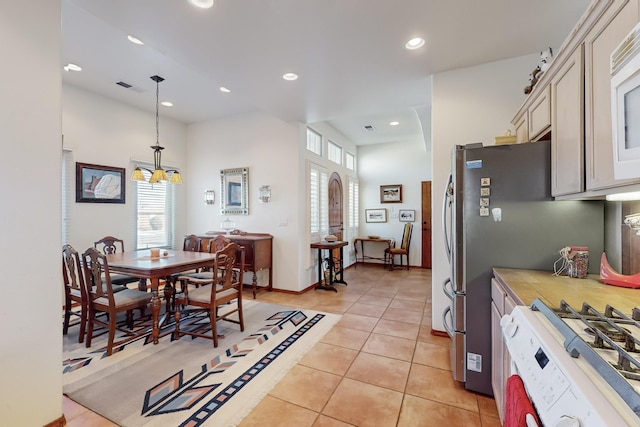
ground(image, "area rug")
xmin=63 ymin=300 xmax=341 ymax=426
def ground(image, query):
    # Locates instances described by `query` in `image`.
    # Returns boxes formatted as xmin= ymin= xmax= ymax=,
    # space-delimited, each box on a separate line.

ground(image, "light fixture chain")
xmin=156 ymin=79 xmax=160 ymax=146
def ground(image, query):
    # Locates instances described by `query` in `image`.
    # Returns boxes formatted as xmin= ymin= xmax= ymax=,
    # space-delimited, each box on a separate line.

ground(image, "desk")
xmin=353 ymin=237 xmax=395 ymax=266
xmin=107 ymin=250 xmax=216 ymax=344
xmin=310 ymin=241 xmax=348 ymax=292
xmin=199 ymin=232 xmax=273 ymax=298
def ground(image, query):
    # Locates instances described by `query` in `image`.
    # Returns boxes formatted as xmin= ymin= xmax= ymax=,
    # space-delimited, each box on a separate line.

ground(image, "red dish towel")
xmin=504 ymin=374 xmax=541 ymax=427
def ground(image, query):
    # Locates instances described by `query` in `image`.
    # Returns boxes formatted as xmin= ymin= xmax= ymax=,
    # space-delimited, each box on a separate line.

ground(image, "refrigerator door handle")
xmin=442 ymin=305 xmax=454 ymax=338
xmin=442 ymin=174 xmax=453 ymax=263
xmin=442 ymin=277 xmax=454 ymax=300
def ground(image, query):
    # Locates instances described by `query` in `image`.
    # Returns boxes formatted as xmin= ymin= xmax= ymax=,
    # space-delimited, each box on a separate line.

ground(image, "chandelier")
xmin=131 ymin=75 xmax=183 ymax=184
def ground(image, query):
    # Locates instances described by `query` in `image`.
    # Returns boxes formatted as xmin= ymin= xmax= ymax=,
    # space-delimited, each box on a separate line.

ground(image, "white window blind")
xmin=62 ymin=149 xmax=73 ymax=245
xmin=309 ymin=162 xmax=328 ymax=239
xmin=346 ymin=177 xmax=359 ymax=263
xmin=135 ymin=165 xmax=175 ymax=249
xmin=306 ymin=127 xmax=322 ymax=155
xmin=328 ymin=140 xmax=342 ymax=165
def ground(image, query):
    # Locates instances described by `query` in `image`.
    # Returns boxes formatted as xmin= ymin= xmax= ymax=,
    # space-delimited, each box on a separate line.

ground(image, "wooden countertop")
xmin=493 ymin=268 xmax=640 ymax=313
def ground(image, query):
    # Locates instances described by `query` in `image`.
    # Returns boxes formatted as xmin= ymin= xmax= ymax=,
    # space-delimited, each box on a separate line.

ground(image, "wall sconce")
xmin=258 ymin=185 xmax=271 ymax=203
xmin=204 ymin=189 xmax=215 ymax=205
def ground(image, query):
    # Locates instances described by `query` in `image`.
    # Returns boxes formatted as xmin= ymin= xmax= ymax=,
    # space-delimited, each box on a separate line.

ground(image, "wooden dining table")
xmin=106 ymin=249 xmax=216 ymax=344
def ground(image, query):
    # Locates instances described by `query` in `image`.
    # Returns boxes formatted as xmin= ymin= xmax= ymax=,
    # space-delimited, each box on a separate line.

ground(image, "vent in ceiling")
xmin=115 ymin=81 xmax=146 ymax=93
xmin=364 ymin=125 xmax=376 ymax=132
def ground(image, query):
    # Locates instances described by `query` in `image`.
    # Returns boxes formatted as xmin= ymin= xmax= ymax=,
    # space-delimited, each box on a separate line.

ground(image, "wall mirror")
xmin=220 ymin=167 xmax=249 ymax=215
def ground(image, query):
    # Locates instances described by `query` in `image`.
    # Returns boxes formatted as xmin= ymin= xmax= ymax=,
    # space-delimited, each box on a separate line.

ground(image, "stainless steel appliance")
xmin=442 ymin=141 xmax=604 ymax=395
xmin=502 ymin=300 xmax=640 ymax=426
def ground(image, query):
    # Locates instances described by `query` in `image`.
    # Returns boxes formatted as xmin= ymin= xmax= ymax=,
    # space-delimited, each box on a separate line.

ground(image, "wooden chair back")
xmin=62 ymin=244 xmax=88 ymax=341
xmin=81 ymin=247 xmax=116 ymax=303
xmin=94 ymin=236 xmax=125 ymax=254
xmin=183 ymin=234 xmax=202 ymax=252
xmin=214 ymin=242 xmax=245 ymax=292
xmin=208 ymin=235 xmax=232 ymax=254
xmin=400 ymin=223 xmax=413 ymax=250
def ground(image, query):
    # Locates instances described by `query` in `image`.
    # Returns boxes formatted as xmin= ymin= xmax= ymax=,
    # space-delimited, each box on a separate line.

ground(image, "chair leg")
xmin=107 ymin=313 xmax=117 ymax=356
xmin=85 ymin=310 xmax=95 ymax=349
xmin=211 ymin=308 xmax=219 ymax=348
xmin=238 ymin=298 xmax=244 ymax=332
xmin=173 ymin=307 xmax=181 ymax=340
xmin=78 ymin=307 xmax=87 ymax=344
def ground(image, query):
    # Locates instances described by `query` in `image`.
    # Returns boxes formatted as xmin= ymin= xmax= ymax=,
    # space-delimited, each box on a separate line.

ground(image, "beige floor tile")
xmin=406 ymin=364 xmax=479 ymax=413
xmin=63 ymin=395 xmax=89 ymax=421
xmin=388 ymin=299 xmax=425 ymax=312
xmin=268 ymin=365 xmax=341 ymax=412
xmin=382 ymin=307 xmax=423 ymax=325
xmin=335 ymin=313 xmax=379 ymax=332
xmin=481 ymin=414 xmax=502 ymax=427
xmin=313 ymin=300 xmax=355 ymax=314
xmin=346 ymin=302 xmax=387 ymax=318
xmin=313 ymin=415 xmax=356 ymax=427
xmin=65 ymin=410 xmax=119 ymax=427
xmin=298 ymin=342 xmax=359 ymax=376
xmin=417 ymin=325 xmax=451 ymax=347
xmin=361 ymin=333 xmax=416 ymax=361
xmin=364 ymin=287 xmax=399 ymax=298
xmin=477 ymin=393 xmax=500 ymax=418
xmin=372 ymin=318 xmax=420 ymax=340
xmin=397 ymin=394 xmax=482 ymax=427
xmin=345 ymin=352 xmax=410 ymax=392
xmin=320 ymin=326 xmax=370 ymax=350
xmin=322 ymin=378 xmax=403 ymax=427
xmin=413 ymin=341 xmax=451 ymax=370
xmin=238 ymin=395 xmax=319 ymax=427
xmin=357 ymin=295 xmax=392 ymax=307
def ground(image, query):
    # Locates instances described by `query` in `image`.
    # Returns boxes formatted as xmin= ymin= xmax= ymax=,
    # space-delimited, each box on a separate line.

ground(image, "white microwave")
xmin=611 ymin=21 xmax=640 ymax=180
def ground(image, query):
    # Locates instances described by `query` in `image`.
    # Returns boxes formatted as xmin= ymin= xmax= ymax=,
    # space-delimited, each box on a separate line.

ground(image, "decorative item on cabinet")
xmin=494 ymin=130 xmax=517 ymax=145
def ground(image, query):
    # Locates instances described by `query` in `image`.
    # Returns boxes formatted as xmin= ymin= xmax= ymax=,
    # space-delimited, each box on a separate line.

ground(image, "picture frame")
xmin=380 ymin=184 xmax=402 ymax=203
xmin=365 ymin=208 xmax=387 ymax=223
xmin=76 ymin=162 xmax=125 ymax=203
xmin=399 ymin=209 xmax=416 ymax=222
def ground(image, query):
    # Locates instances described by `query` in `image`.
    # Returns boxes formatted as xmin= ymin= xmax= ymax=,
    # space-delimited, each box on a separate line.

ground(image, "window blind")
xmin=135 ymin=165 xmax=175 ymax=249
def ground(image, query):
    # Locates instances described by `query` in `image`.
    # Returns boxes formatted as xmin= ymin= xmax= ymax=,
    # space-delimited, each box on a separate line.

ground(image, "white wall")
xmin=62 ymin=85 xmax=188 ymax=252
xmin=0 ymin=1 xmax=63 ymax=424
xmin=431 ymin=53 xmax=540 ymax=331
xmin=358 ymin=139 xmax=431 ymax=265
xmin=187 ymin=112 xmax=302 ymax=292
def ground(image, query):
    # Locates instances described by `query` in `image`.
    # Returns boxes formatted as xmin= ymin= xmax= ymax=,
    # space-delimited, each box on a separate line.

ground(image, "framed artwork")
xmin=76 ymin=162 xmax=125 ymax=203
xmin=380 ymin=184 xmax=402 ymax=203
xmin=365 ymin=208 xmax=387 ymax=223
xmin=227 ymin=181 xmax=242 ymax=206
xmin=399 ymin=209 xmax=416 ymax=222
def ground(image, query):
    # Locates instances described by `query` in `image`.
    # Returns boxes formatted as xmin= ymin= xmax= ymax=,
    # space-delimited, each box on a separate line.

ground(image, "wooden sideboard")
xmin=198 ymin=231 xmax=273 ymax=298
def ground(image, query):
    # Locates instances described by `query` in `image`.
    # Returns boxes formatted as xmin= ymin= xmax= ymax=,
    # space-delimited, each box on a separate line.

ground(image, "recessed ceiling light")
xmin=188 ymin=0 xmax=214 ymax=8
xmin=127 ymin=35 xmax=144 ymax=45
xmin=282 ymin=72 xmax=298 ymax=81
xmin=63 ymin=63 xmax=82 ymax=72
xmin=390 ymin=121 xmax=400 ymax=126
xmin=161 ymin=101 xmax=173 ymax=107
xmin=220 ymin=86 xmax=231 ymax=93
xmin=405 ymin=37 xmax=425 ymax=50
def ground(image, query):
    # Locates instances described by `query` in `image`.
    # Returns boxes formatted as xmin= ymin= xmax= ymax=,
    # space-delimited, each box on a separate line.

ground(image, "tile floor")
xmin=63 ymin=264 xmax=501 ymax=427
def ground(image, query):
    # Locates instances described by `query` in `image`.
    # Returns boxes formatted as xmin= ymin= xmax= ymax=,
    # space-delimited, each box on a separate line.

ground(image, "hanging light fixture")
xmin=131 ymin=75 xmax=183 ymax=184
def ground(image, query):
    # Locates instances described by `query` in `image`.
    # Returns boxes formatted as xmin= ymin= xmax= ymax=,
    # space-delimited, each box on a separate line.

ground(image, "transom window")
xmin=306 ymin=127 xmax=322 ymax=155
xmin=328 ymin=140 xmax=342 ymax=165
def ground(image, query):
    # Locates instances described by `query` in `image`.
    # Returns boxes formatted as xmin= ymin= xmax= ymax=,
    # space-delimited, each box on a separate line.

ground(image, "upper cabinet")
xmin=512 ymin=0 xmax=640 ymax=198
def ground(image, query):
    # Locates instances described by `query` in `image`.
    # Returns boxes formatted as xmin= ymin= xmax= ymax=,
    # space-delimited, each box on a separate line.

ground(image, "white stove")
xmin=502 ymin=300 xmax=640 ymax=426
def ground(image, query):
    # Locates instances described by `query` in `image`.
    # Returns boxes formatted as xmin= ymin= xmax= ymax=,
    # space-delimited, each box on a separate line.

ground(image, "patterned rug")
xmin=63 ymin=300 xmax=340 ymax=426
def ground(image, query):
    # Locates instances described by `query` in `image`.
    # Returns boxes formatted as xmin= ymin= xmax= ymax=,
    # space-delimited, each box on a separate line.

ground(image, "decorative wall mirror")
xmin=220 ymin=167 xmax=249 ymax=215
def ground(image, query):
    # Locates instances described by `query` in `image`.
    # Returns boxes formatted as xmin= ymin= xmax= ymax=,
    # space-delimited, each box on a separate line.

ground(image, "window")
xmin=306 ymin=127 xmax=322 ymax=155
xmin=345 ymin=177 xmax=359 ymax=263
xmin=346 ymin=152 xmax=356 ymax=171
xmin=135 ymin=166 xmax=175 ymax=249
xmin=62 ymin=149 xmax=73 ymax=244
xmin=309 ymin=162 xmax=328 ymax=241
xmin=328 ymin=140 xmax=342 ymax=165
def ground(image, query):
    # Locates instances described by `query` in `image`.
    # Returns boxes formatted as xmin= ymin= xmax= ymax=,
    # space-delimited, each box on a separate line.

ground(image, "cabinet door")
xmin=514 ymin=113 xmax=528 ymax=144
xmin=491 ymin=301 xmax=505 ymax=423
xmin=585 ymin=0 xmax=640 ymax=190
xmin=529 ymin=86 xmax=551 ymax=141
xmin=551 ymin=46 xmax=585 ymax=196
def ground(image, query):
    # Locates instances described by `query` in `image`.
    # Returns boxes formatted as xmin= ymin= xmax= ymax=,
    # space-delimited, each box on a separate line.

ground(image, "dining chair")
xmin=384 ymin=223 xmax=413 ymax=270
xmin=165 ymin=234 xmax=204 ymax=309
xmin=62 ymin=244 xmax=89 ymax=343
xmin=176 ymin=235 xmax=232 ymax=289
xmin=94 ymin=235 xmax=144 ymax=289
xmin=173 ymin=242 xmax=245 ymax=347
xmin=81 ymin=247 xmax=152 ymax=356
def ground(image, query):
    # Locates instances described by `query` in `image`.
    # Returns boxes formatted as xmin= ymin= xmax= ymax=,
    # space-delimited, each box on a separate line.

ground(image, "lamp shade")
xmin=131 ymin=167 xmax=146 ymax=181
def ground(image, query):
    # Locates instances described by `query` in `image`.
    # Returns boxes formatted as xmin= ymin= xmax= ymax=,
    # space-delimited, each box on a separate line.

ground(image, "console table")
xmin=310 ymin=240 xmax=348 ymax=292
xmin=353 ymin=237 xmax=395 ymax=266
xmin=198 ymin=232 xmax=273 ymax=298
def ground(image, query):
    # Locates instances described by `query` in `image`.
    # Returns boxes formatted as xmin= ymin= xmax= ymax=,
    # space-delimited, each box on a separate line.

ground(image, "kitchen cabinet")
xmin=490 ymin=276 xmax=520 ymax=424
xmin=513 ymin=113 xmax=528 ymax=144
xmin=584 ymin=0 xmax=640 ymax=191
xmin=551 ymin=46 xmax=584 ymax=197
xmin=528 ymin=86 xmax=551 ymax=141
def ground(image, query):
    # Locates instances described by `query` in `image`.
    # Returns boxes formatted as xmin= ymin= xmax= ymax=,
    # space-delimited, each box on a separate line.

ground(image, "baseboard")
xmin=43 ymin=414 xmax=66 ymax=427
xmin=431 ymin=329 xmax=449 ymax=338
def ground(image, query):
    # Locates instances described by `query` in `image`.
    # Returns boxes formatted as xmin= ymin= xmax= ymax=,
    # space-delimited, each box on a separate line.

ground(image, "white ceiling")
xmin=62 ymin=0 xmax=591 ymax=145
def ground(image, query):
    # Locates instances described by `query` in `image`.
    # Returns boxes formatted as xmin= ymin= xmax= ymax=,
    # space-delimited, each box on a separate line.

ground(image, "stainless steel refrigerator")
xmin=441 ymin=140 xmax=604 ymax=396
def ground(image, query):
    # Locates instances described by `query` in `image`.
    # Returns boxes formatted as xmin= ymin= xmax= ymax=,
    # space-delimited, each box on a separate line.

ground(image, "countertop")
xmin=492 ymin=268 xmax=640 ymax=313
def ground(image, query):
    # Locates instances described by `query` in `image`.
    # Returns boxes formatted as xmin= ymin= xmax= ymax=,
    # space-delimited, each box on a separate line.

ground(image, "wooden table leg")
xmin=150 ymin=278 xmax=161 ymax=344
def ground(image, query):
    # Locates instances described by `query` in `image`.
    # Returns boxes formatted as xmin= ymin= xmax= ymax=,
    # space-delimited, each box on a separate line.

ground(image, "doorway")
xmin=421 ymin=181 xmax=432 ymax=268
xmin=328 ymin=172 xmax=343 ymax=240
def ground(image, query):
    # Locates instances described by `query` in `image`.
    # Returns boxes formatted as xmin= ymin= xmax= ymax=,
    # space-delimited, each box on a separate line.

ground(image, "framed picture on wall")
xmin=365 ymin=208 xmax=387 ymax=223
xmin=75 ymin=162 xmax=125 ymax=203
xmin=380 ymin=184 xmax=402 ymax=203
xmin=399 ymin=209 xmax=415 ymax=222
